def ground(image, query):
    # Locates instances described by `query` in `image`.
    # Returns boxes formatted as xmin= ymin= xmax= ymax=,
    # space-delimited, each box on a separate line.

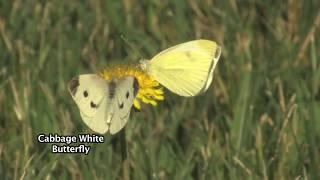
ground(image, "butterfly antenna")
xmin=120 ymin=34 xmax=145 ymax=61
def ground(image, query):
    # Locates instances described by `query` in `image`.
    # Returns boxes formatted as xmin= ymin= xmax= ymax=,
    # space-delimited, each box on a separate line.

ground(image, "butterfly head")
xmin=139 ymin=59 xmax=150 ymax=72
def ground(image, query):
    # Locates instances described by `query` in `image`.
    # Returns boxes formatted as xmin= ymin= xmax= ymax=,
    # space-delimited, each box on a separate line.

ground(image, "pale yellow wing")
xmin=68 ymin=74 xmax=110 ymax=134
xmin=80 ymin=97 xmax=110 ymax=134
xmin=68 ymin=74 xmax=107 ymax=117
xmin=145 ymin=40 xmax=221 ymax=96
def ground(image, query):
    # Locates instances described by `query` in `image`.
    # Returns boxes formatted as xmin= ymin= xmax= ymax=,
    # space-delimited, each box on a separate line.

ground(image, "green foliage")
xmin=0 ymin=0 xmax=320 ymax=179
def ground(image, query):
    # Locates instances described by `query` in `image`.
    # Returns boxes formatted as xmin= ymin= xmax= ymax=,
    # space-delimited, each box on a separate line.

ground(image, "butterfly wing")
xmin=145 ymin=39 xmax=221 ymax=96
xmin=68 ymin=74 xmax=110 ymax=134
xmin=80 ymin=97 xmax=110 ymax=134
xmin=108 ymin=76 xmax=139 ymax=134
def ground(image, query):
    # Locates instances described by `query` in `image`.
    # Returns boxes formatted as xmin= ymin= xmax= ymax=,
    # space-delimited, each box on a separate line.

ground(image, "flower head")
xmin=98 ymin=64 xmax=164 ymax=110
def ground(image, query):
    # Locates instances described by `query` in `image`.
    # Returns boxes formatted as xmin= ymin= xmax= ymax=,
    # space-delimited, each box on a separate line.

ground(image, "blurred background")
xmin=0 ymin=0 xmax=320 ymax=179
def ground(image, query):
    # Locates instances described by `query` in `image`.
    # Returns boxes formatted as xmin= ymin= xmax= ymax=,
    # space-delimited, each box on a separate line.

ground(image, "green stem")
xmin=119 ymin=128 xmax=128 ymax=162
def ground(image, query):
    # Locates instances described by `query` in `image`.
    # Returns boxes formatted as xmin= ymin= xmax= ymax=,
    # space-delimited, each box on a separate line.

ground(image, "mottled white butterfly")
xmin=68 ymin=74 xmax=139 ymax=134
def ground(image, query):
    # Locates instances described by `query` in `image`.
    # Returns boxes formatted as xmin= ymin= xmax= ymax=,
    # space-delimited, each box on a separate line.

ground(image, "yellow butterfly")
xmin=140 ymin=39 xmax=221 ymax=96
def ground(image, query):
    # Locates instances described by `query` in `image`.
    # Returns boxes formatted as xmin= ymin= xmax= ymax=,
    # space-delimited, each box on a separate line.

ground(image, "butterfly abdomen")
xmin=133 ymin=77 xmax=139 ymax=96
xmin=108 ymin=81 xmax=116 ymax=99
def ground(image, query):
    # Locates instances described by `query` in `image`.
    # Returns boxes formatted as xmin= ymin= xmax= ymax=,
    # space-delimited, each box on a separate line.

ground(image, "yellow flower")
xmin=98 ymin=64 xmax=164 ymax=110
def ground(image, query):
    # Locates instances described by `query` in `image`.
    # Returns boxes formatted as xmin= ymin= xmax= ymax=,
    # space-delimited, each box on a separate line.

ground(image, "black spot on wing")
xmin=133 ymin=78 xmax=139 ymax=96
xmin=90 ymin=101 xmax=97 ymax=108
xmin=126 ymin=91 xmax=129 ymax=99
xmin=83 ymin=90 xmax=88 ymax=97
xmin=119 ymin=102 xmax=124 ymax=109
xmin=108 ymin=80 xmax=116 ymax=99
xmin=69 ymin=77 xmax=79 ymax=96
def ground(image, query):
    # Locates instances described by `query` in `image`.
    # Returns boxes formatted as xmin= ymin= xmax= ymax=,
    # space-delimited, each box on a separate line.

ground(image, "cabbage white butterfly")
xmin=68 ymin=74 xmax=139 ymax=134
xmin=140 ymin=39 xmax=221 ymax=96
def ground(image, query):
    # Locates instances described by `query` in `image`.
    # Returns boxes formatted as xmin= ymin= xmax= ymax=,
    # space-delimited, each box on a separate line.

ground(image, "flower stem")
xmin=119 ymin=128 xmax=128 ymax=162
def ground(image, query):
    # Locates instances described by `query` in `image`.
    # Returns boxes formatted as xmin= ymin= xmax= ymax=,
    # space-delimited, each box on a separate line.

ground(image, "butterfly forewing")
xmin=109 ymin=77 xmax=139 ymax=134
xmin=146 ymin=39 xmax=221 ymax=96
xmin=68 ymin=74 xmax=108 ymax=118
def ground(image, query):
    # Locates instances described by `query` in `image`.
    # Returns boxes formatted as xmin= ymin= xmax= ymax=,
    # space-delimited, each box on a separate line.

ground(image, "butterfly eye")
xmin=126 ymin=91 xmax=129 ymax=99
xmin=83 ymin=91 xmax=88 ymax=97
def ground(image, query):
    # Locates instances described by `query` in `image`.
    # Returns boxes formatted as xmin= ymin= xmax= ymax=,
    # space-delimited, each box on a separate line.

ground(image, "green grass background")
xmin=1 ymin=0 xmax=320 ymax=179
